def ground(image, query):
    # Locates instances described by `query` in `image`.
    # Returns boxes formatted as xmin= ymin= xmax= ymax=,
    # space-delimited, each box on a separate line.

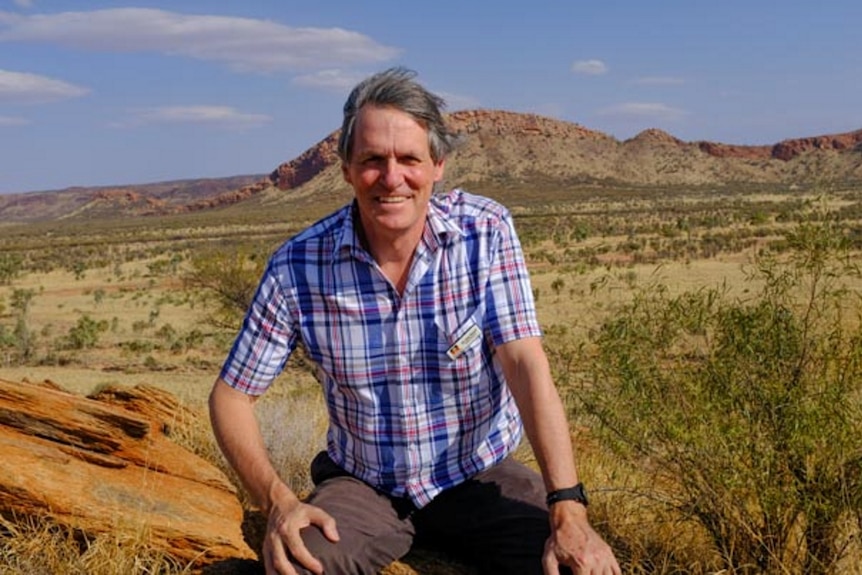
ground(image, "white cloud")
xmin=293 ymin=69 xmax=364 ymax=92
xmin=598 ymin=102 xmax=687 ymax=122
xmin=0 ymin=8 xmax=400 ymax=73
xmin=633 ymin=76 xmax=685 ymax=86
xmin=0 ymin=115 xmax=29 ymax=126
xmin=0 ymin=68 xmax=89 ymax=103
xmin=571 ymin=59 xmax=608 ymax=75
xmin=118 ymin=105 xmax=272 ymax=128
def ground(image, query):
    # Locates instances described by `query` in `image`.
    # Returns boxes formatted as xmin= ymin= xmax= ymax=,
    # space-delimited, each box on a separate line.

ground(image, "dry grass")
xmin=0 ymin=514 xmax=186 ymax=575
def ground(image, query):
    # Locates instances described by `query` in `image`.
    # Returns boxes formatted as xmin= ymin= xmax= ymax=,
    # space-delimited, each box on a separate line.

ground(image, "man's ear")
xmin=341 ymin=162 xmax=351 ymax=184
xmin=434 ymin=159 xmax=446 ymax=182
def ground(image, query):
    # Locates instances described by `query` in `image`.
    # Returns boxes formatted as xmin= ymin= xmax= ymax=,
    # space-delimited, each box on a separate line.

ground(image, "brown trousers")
xmin=290 ymin=451 xmax=556 ymax=575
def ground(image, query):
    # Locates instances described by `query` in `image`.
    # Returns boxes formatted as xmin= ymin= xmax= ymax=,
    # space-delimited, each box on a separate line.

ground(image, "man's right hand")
xmin=263 ymin=493 xmax=340 ymax=575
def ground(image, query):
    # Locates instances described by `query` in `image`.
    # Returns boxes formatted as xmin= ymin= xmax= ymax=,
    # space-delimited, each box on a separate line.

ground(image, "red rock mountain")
xmin=269 ymin=110 xmax=862 ymax=194
xmin=2 ymin=110 xmax=861 ymax=223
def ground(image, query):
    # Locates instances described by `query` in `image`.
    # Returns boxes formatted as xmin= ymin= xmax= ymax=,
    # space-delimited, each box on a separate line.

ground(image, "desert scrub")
xmin=63 ymin=314 xmax=109 ymax=350
xmin=256 ymin=383 xmax=328 ymax=498
xmin=569 ymin=218 xmax=862 ymax=573
xmin=0 ymin=253 xmax=23 ymax=286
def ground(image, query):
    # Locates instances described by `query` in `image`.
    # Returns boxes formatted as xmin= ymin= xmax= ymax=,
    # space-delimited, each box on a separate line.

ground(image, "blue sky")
xmin=1 ymin=1 xmax=860 ymax=194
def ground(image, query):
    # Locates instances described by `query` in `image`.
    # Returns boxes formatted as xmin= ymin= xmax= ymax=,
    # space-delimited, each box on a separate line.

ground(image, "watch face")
xmin=576 ymin=484 xmax=589 ymax=505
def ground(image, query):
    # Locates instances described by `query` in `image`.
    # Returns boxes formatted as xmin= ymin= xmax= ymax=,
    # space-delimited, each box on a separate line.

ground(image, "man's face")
xmin=342 ymin=105 xmax=445 ymax=246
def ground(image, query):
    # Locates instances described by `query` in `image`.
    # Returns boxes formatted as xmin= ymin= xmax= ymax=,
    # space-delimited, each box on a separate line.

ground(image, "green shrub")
xmin=184 ymin=244 xmax=268 ymax=329
xmin=0 ymin=253 xmax=23 ymax=285
xmin=65 ymin=315 xmax=108 ymax=350
xmin=572 ymin=219 xmax=862 ymax=573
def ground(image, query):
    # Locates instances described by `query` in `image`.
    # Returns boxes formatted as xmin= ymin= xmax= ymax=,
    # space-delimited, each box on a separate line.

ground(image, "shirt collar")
xmin=334 ymin=193 xmax=465 ymax=259
xmin=424 ymin=191 xmax=465 ymax=250
xmin=333 ymin=201 xmax=367 ymax=260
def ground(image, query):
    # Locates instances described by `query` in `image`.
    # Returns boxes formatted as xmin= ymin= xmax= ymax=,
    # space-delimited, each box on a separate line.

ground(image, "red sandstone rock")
xmin=271 ymin=132 xmax=341 ymax=190
xmin=770 ymin=129 xmax=862 ymax=160
xmin=0 ymin=378 xmax=256 ymax=568
xmin=696 ymin=128 xmax=862 ymax=161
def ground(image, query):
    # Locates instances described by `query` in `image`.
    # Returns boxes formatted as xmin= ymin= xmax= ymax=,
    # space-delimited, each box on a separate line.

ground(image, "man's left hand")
xmin=542 ymin=501 xmax=621 ymax=575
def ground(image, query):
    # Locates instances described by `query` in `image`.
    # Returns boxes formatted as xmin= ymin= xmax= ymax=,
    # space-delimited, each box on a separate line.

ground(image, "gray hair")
xmin=337 ymin=67 xmax=462 ymax=163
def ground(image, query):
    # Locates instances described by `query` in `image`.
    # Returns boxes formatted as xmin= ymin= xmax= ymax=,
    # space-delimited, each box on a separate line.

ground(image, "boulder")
xmin=0 ymin=378 xmax=256 ymax=569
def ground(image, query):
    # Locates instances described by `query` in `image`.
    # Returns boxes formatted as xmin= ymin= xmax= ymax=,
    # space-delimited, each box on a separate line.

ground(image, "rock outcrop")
xmin=770 ymin=129 xmax=862 ymax=160
xmin=0 ymin=378 xmax=256 ymax=569
xmin=270 ymin=132 xmax=341 ymax=190
xmin=696 ymin=128 xmax=862 ymax=161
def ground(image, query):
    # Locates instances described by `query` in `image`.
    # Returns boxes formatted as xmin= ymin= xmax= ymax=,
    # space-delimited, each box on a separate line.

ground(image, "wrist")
xmin=546 ymin=482 xmax=589 ymax=507
xmin=264 ymin=478 xmax=298 ymax=515
xmin=549 ymin=498 xmax=589 ymax=530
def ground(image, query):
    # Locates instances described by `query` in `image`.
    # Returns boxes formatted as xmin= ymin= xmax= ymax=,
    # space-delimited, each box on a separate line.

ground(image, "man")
xmin=210 ymin=67 xmax=620 ymax=575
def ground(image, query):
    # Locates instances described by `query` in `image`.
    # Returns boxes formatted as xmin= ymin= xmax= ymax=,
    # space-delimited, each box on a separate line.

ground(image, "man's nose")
xmin=380 ymin=159 xmax=404 ymax=189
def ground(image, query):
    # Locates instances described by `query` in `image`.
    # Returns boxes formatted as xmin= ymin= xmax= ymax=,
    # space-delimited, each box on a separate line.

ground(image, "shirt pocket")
xmin=436 ymin=308 xmax=485 ymax=366
xmin=432 ymin=310 xmax=491 ymax=411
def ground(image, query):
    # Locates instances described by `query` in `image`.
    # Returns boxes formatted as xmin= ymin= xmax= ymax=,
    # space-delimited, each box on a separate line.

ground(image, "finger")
xmin=264 ymin=535 xmax=298 ymax=575
xmin=284 ymin=527 xmax=324 ymax=575
xmin=542 ymin=540 xmax=561 ymax=575
xmin=263 ymin=539 xmax=273 ymax=574
xmin=309 ymin=508 xmax=340 ymax=543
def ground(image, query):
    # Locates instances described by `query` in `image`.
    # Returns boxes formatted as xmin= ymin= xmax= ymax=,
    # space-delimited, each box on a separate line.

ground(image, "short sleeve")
xmin=218 ymin=260 xmax=298 ymax=395
xmin=484 ymin=211 xmax=542 ymax=346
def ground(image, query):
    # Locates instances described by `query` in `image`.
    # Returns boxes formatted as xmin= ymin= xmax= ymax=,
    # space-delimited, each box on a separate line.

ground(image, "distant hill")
xmin=0 ymin=175 xmax=266 ymax=225
xmin=2 ymin=110 xmax=861 ymax=224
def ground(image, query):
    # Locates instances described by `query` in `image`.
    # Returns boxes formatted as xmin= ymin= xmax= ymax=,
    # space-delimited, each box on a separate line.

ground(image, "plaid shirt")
xmin=220 ymin=189 xmax=542 ymax=507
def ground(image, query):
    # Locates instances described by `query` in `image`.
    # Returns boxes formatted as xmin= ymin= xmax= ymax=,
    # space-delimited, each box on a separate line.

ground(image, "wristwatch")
xmin=546 ymin=483 xmax=589 ymax=507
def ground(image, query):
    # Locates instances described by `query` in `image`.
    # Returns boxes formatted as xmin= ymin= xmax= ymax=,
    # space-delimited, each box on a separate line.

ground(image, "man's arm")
xmin=209 ymin=378 xmax=288 ymax=511
xmin=495 ymin=336 xmax=620 ymax=575
xmin=209 ymin=379 xmax=339 ymax=575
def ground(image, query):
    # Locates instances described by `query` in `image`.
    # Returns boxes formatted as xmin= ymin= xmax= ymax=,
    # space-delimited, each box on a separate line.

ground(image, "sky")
xmin=1 ymin=1 xmax=861 ymax=194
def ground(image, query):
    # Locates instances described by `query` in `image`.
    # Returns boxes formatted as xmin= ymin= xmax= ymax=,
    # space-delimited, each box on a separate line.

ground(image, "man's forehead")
xmin=352 ymin=107 xmax=432 ymax=153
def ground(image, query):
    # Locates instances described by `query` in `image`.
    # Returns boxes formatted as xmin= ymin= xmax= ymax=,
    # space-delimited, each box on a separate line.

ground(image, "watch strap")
xmin=546 ymin=483 xmax=588 ymax=507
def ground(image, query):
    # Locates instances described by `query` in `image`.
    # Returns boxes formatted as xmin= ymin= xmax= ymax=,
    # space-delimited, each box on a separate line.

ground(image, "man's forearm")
xmin=209 ymin=378 xmax=298 ymax=513
xmin=497 ymin=337 xmax=579 ymax=491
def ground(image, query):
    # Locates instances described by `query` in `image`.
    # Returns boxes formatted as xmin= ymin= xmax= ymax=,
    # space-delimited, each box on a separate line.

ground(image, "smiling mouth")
xmin=377 ymin=196 xmax=408 ymax=204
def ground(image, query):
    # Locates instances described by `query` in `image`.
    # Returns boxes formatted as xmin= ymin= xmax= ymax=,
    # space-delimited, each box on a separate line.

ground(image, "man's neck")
xmin=356 ymin=213 xmax=424 ymax=294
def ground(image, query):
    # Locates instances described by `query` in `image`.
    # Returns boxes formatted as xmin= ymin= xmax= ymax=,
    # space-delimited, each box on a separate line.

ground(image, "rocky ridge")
xmin=265 ymin=110 xmax=862 ymax=196
xmin=2 ymin=110 xmax=861 ymax=224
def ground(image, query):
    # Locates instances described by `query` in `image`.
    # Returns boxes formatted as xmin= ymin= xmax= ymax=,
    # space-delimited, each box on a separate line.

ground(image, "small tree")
xmin=183 ymin=243 xmax=318 ymax=374
xmin=572 ymin=219 xmax=862 ymax=573
xmin=10 ymin=288 xmax=35 ymax=317
xmin=64 ymin=315 xmax=108 ymax=350
xmin=184 ymin=244 xmax=268 ymax=330
xmin=0 ymin=252 xmax=24 ymax=285
xmin=0 ymin=288 xmax=38 ymax=364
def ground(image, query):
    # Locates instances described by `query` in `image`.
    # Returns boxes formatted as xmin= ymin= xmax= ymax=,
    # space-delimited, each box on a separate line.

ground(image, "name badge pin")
xmin=446 ymin=324 xmax=482 ymax=360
